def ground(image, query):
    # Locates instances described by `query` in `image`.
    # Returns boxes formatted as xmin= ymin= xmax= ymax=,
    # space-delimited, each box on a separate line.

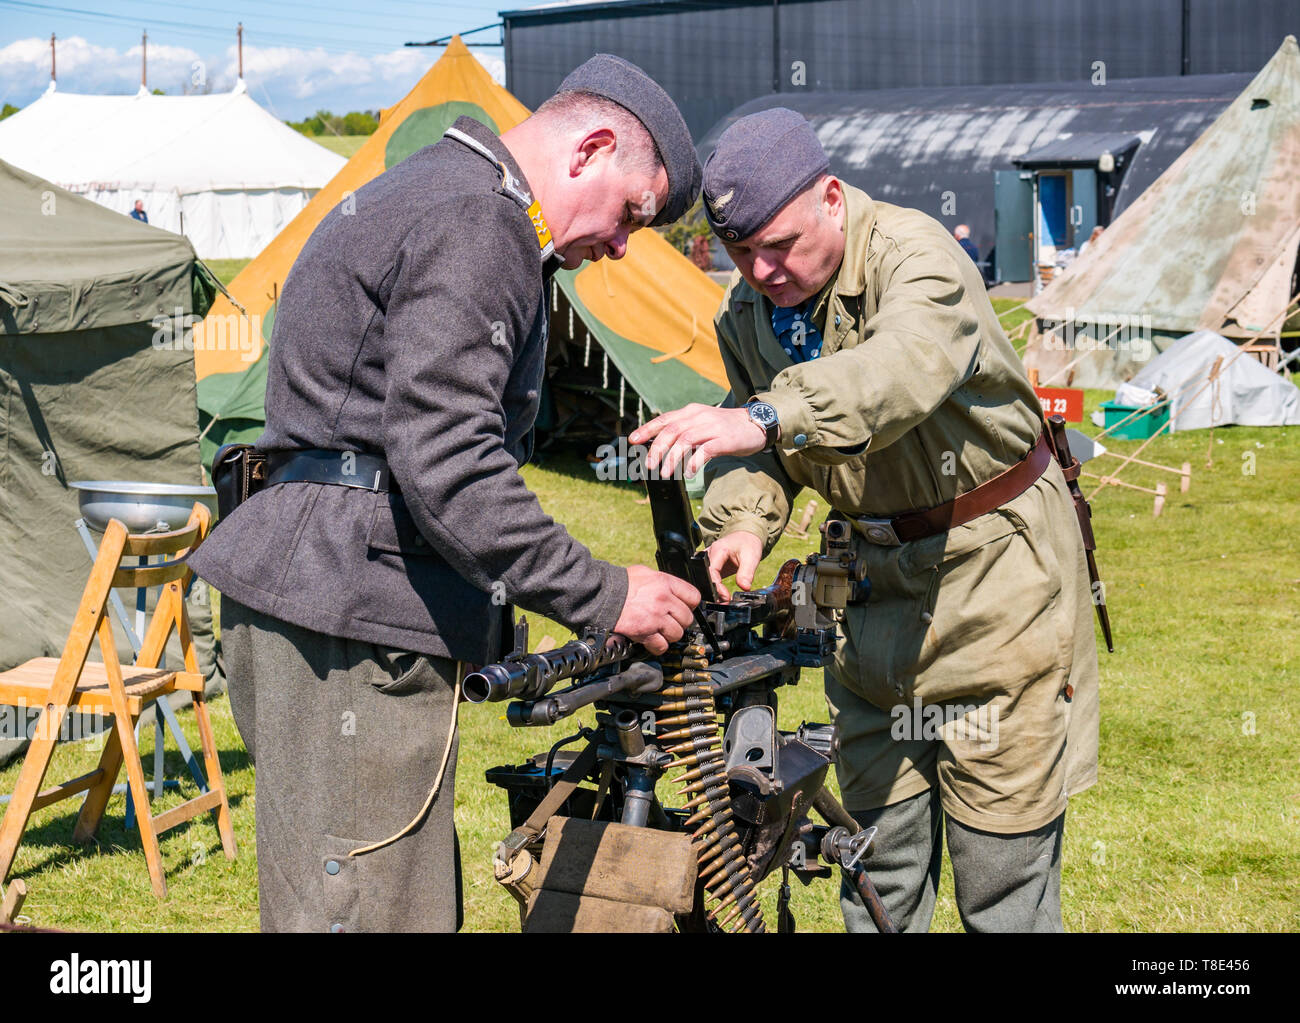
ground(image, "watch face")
xmin=749 ymin=402 xmax=778 ymax=427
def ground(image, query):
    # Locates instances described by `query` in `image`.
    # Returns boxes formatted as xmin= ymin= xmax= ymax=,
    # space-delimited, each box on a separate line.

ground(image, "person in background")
xmin=954 ymin=223 xmax=978 ymax=264
xmin=129 ymin=199 xmax=148 ymax=223
xmin=1078 ymin=224 xmax=1105 ymax=257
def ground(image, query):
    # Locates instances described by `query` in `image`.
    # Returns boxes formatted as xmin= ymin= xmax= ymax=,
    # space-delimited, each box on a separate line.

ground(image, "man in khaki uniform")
xmin=632 ymin=109 xmax=1099 ymax=932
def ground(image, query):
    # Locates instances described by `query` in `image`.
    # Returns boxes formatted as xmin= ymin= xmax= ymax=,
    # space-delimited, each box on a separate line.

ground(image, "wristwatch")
xmin=745 ymin=400 xmax=780 ymax=449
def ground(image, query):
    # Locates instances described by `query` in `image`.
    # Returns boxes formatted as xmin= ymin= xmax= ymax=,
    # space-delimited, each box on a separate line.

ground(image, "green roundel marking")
xmin=385 ymin=102 xmax=500 ymax=168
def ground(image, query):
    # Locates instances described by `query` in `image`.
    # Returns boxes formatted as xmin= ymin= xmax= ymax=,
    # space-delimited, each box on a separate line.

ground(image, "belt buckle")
xmin=856 ymin=517 xmax=903 ymax=547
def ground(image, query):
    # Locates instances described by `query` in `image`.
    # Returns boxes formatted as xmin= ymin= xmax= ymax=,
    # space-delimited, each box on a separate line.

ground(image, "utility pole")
xmin=237 ymin=23 xmax=244 ymax=79
xmin=50 ymin=33 xmax=56 ymax=83
xmin=141 ymin=30 xmax=148 ymax=88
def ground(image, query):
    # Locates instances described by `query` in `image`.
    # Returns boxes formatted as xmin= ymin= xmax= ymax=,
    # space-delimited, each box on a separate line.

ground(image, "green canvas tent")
xmin=0 ymin=158 xmax=221 ymax=763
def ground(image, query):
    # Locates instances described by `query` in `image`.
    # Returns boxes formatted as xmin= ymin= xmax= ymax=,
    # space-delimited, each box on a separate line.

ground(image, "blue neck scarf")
xmin=770 ymin=301 xmax=823 ymax=363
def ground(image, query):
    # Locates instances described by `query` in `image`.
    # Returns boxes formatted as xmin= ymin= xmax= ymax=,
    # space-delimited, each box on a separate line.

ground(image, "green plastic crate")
xmin=1100 ymin=400 xmax=1170 ymax=440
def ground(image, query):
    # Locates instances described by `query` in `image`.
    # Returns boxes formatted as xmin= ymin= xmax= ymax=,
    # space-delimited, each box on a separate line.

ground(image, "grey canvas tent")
xmin=1128 ymin=331 xmax=1300 ymax=430
xmin=1023 ymin=36 xmax=1300 ymax=387
xmin=0 ymin=158 xmax=221 ymax=764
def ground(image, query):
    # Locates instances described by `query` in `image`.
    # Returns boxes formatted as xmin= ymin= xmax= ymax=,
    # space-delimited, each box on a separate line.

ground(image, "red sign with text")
xmin=1034 ymin=387 xmax=1084 ymax=423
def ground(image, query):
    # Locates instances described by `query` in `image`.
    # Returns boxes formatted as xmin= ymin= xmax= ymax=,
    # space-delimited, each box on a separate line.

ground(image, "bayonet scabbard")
xmin=1045 ymin=414 xmax=1114 ymax=652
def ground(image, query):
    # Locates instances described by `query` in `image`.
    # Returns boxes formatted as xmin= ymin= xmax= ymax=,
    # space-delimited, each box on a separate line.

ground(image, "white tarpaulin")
xmin=0 ymin=80 xmax=345 ymax=259
xmin=1129 ymin=331 xmax=1300 ymax=431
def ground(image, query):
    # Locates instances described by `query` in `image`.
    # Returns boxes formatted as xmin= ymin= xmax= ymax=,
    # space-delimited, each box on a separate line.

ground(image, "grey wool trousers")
xmin=841 ymin=788 xmax=1065 ymax=933
xmin=220 ymin=597 xmax=462 ymax=933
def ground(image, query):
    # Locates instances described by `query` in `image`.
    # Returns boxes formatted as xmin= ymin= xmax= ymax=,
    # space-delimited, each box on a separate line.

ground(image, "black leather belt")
xmin=265 ymin=449 xmax=398 ymax=494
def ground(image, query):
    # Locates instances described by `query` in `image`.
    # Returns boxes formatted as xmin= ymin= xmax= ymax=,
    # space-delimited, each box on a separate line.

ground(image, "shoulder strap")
xmin=444 ymin=126 xmax=556 ymax=262
xmin=498 ymin=738 xmax=600 ymax=858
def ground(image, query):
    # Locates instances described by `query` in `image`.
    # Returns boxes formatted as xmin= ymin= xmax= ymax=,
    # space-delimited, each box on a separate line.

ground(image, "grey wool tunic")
xmin=189 ymin=117 xmax=628 ymax=663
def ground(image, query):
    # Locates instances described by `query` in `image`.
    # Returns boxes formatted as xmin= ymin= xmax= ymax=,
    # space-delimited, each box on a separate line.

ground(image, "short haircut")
xmin=535 ymin=90 xmax=662 ymax=177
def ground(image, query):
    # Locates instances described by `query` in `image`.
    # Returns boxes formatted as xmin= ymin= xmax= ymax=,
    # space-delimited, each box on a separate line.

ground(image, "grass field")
xmin=311 ymin=135 xmax=370 ymax=158
xmin=3 ymin=303 xmax=1297 ymax=932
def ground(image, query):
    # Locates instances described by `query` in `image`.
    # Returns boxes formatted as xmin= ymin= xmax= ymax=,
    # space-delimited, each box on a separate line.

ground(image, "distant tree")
xmin=151 ymin=87 xmax=165 ymax=95
xmin=0 ymin=103 xmax=19 ymax=121
xmin=341 ymin=110 xmax=378 ymax=135
xmin=661 ymin=197 xmax=713 ymax=258
xmin=288 ymin=109 xmax=378 ymax=137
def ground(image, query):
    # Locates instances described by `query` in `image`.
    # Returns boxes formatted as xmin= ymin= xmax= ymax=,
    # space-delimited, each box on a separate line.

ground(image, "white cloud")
xmin=0 ymin=36 xmax=506 ymax=117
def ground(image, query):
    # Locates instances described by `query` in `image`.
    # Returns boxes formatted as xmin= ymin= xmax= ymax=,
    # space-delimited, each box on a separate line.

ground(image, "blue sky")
xmin=0 ymin=0 xmax=515 ymax=119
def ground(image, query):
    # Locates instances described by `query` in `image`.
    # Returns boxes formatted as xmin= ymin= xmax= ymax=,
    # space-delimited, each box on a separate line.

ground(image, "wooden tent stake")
xmin=1088 ymin=354 xmax=1224 ymax=500
xmin=1081 ymin=472 xmax=1167 ymax=516
xmin=784 ymin=499 xmax=819 ymax=539
xmin=1091 ymin=451 xmax=1192 ymax=492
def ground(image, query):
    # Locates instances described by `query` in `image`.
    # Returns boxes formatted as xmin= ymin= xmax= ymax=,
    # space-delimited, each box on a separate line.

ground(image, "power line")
xmin=108 ymin=0 xmax=494 ymax=35
xmin=0 ymin=0 xmax=412 ymax=55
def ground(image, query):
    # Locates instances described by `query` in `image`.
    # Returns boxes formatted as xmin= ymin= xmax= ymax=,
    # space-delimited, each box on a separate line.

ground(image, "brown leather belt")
xmin=847 ymin=432 xmax=1053 ymax=546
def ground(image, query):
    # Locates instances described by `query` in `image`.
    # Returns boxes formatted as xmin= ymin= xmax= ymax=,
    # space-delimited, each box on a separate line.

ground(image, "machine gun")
xmin=467 ymin=475 xmax=897 ymax=933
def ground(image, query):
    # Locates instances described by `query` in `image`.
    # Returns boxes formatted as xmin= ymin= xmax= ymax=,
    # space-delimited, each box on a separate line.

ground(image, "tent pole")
xmin=1087 ymin=355 xmax=1224 ymax=500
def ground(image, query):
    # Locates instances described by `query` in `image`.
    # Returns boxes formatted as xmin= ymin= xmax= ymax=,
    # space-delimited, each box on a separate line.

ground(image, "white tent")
xmin=1129 ymin=331 xmax=1300 ymax=431
xmin=0 ymin=80 xmax=345 ymax=259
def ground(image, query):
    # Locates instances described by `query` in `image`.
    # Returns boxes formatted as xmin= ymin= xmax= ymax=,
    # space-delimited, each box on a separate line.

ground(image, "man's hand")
xmin=629 ymin=404 xmax=768 ymax=479
xmin=614 ymin=565 xmax=701 ymax=655
xmin=705 ymin=531 xmax=763 ymax=602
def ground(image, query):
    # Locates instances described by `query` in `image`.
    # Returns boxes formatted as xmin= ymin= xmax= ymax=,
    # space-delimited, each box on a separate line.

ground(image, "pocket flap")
xmin=365 ymin=493 xmax=434 ymax=555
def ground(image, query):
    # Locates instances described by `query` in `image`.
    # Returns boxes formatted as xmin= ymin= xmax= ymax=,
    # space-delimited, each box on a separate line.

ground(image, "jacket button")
xmin=325 ymin=859 xmax=340 ymax=875
xmin=835 ymin=314 xmax=842 ymax=327
xmin=329 ymin=923 xmax=345 ymax=933
xmin=793 ymin=433 xmax=807 ymax=447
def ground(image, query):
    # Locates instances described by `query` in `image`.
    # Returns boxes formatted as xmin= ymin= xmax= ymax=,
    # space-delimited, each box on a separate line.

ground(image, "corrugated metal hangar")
xmin=500 ymin=0 xmax=1296 ymax=280
xmin=501 ymin=0 xmax=1296 ymax=139
xmin=698 ymin=73 xmax=1251 ymax=281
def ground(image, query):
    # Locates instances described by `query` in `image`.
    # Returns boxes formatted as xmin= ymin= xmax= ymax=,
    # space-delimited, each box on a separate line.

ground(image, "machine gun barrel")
xmin=462 ymin=633 xmax=637 ymax=704
xmin=506 ymin=660 xmax=664 ymax=726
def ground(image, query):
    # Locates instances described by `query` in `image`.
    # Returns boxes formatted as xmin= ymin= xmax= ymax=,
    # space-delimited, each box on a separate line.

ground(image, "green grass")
xmin=310 ymin=135 xmax=370 ymax=158
xmin=0 ymin=698 xmax=258 ymax=931
xmin=202 ymin=258 xmax=252 ymax=288
xmin=4 ymin=326 xmax=1297 ymax=931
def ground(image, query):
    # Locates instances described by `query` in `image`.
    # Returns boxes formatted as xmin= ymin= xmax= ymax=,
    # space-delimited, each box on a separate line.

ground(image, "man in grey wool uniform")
xmin=188 ymin=55 xmax=703 ymax=932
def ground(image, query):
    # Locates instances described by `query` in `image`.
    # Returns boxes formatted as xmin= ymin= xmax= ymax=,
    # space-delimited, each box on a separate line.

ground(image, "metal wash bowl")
xmin=59 ymin=481 xmax=219 ymax=823
xmin=68 ymin=480 xmax=217 ymax=534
